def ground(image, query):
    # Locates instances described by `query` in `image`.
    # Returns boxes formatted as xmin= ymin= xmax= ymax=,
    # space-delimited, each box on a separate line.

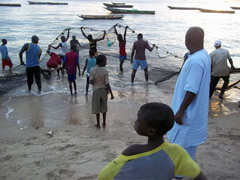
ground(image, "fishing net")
xmin=41 ymin=23 xmax=184 ymax=84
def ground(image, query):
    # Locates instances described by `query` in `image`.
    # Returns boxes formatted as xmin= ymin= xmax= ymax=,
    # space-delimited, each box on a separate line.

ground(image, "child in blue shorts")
xmin=82 ymin=49 xmax=96 ymax=95
xmin=63 ymin=45 xmax=80 ymax=95
xmin=114 ymin=25 xmax=128 ymax=71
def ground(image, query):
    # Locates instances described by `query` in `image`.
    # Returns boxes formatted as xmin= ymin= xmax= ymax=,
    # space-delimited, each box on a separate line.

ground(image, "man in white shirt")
xmin=209 ymin=40 xmax=235 ymax=99
xmin=167 ymin=27 xmax=211 ymax=180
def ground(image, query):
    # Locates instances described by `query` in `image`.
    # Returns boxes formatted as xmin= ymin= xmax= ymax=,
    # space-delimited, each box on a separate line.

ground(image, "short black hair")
xmin=138 ymin=102 xmax=174 ymax=136
xmin=89 ymin=49 xmax=95 ymax=56
xmin=96 ymin=54 xmax=106 ymax=65
xmin=137 ymin=33 xmax=143 ymax=39
xmin=2 ymin=39 xmax=7 ymax=44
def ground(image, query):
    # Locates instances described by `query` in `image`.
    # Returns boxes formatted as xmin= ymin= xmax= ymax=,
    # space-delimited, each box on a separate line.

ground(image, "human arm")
xmin=95 ymin=30 xmax=106 ymax=41
xmin=65 ymin=28 xmax=70 ymax=41
xmin=123 ymin=26 xmax=128 ymax=41
xmin=77 ymin=40 xmax=81 ymax=47
xmin=80 ymin=27 xmax=88 ymax=39
xmin=19 ymin=43 xmax=29 ymax=65
xmin=82 ymin=58 xmax=87 ymax=76
xmin=78 ymin=64 xmax=81 ymax=77
xmin=50 ymin=43 xmax=61 ymax=50
xmin=106 ymin=84 xmax=114 ymax=100
xmin=146 ymin=41 xmax=155 ymax=52
xmin=228 ymin=57 xmax=235 ymax=69
xmin=175 ymin=91 xmax=196 ymax=125
xmin=114 ymin=25 xmax=118 ymax=36
xmin=39 ymin=48 xmax=42 ymax=58
xmin=130 ymin=44 xmax=135 ymax=64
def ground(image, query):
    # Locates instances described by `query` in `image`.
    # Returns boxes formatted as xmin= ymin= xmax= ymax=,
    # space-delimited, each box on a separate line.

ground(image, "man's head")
xmin=185 ymin=26 xmax=204 ymax=53
xmin=87 ymin=34 xmax=93 ymax=41
xmin=2 ymin=39 xmax=7 ymax=45
xmin=96 ymin=54 xmax=107 ymax=67
xmin=134 ymin=102 xmax=174 ymax=138
xmin=137 ymin=33 xmax=143 ymax=40
xmin=214 ymin=40 xmax=221 ymax=48
xmin=32 ymin=35 xmax=39 ymax=44
xmin=72 ymin=35 xmax=76 ymax=40
xmin=61 ymin=36 xmax=66 ymax=42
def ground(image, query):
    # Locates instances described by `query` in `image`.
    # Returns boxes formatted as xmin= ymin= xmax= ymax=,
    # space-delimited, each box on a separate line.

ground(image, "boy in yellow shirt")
xmin=98 ymin=102 xmax=207 ymax=180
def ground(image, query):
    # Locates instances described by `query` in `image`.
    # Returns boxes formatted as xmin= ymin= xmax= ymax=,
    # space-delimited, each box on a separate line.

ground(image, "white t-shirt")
xmin=60 ymin=42 xmax=67 ymax=56
xmin=210 ymin=48 xmax=231 ymax=76
xmin=167 ymin=49 xmax=211 ymax=147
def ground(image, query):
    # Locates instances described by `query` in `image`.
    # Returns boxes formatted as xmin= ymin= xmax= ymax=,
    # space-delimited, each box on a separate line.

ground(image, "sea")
xmin=0 ymin=0 xmax=240 ymax=130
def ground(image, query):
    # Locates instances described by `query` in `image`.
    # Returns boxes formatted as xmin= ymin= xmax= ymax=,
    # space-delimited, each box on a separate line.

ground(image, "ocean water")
xmin=0 ymin=0 xmax=240 ymax=129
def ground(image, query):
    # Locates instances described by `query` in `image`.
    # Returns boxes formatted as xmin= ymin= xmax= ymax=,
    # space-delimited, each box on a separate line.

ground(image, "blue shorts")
xmin=68 ymin=74 xmax=76 ymax=82
xmin=132 ymin=59 xmax=148 ymax=70
xmin=119 ymin=55 xmax=127 ymax=62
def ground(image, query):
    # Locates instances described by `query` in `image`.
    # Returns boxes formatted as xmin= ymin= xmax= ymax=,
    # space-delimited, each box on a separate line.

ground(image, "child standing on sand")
xmin=90 ymin=55 xmax=114 ymax=128
xmin=82 ymin=49 xmax=96 ymax=95
xmin=63 ymin=45 xmax=80 ymax=95
xmin=0 ymin=39 xmax=13 ymax=70
xmin=98 ymin=102 xmax=208 ymax=180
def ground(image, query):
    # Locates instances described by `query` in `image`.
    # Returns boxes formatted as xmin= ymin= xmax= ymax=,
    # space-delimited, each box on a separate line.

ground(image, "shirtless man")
xmin=130 ymin=33 xmax=155 ymax=83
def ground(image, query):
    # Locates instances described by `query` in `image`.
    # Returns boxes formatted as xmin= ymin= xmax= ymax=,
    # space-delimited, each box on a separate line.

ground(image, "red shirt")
xmin=119 ymin=40 xmax=126 ymax=56
xmin=47 ymin=52 xmax=61 ymax=68
xmin=63 ymin=51 xmax=79 ymax=74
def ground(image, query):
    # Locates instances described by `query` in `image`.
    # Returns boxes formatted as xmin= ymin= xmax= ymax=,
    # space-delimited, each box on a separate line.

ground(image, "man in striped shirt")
xmin=63 ymin=45 xmax=81 ymax=95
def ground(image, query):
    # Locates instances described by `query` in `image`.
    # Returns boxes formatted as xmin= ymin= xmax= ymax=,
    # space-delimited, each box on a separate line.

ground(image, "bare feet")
xmin=95 ymin=124 xmax=101 ymax=129
xmin=102 ymin=123 xmax=106 ymax=128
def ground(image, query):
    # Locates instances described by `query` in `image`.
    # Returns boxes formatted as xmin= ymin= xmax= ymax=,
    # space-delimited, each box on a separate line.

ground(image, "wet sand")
xmin=0 ymin=55 xmax=240 ymax=179
xmin=0 ymin=98 xmax=239 ymax=180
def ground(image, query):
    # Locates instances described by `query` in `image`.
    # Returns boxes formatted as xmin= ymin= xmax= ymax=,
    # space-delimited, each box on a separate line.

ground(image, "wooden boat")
xmin=105 ymin=7 xmax=155 ymax=14
xmin=112 ymin=3 xmax=125 ymax=5
xmin=0 ymin=3 xmax=21 ymax=7
xmin=103 ymin=3 xmax=133 ymax=8
xmin=167 ymin=6 xmax=199 ymax=10
xmin=78 ymin=14 xmax=124 ymax=20
xmin=198 ymin=8 xmax=235 ymax=14
xmin=28 ymin=1 xmax=68 ymax=5
xmin=230 ymin=6 xmax=240 ymax=10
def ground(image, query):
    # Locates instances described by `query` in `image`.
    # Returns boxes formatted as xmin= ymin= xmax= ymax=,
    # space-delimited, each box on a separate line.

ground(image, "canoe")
xmin=0 ymin=3 xmax=21 ymax=7
xmin=230 ymin=6 xmax=240 ymax=10
xmin=105 ymin=7 xmax=155 ymax=14
xmin=167 ymin=6 xmax=199 ymax=10
xmin=103 ymin=3 xmax=133 ymax=8
xmin=198 ymin=8 xmax=235 ymax=14
xmin=78 ymin=14 xmax=124 ymax=20
xmin=112 ymin=3 xmax=125 ymax=5
xmin=28 ymin=1 xmax=68 ymax=5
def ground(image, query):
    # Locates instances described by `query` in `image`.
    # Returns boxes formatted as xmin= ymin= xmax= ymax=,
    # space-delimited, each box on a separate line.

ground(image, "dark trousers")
xmin=26 ymin=66 xmax=41 ymax=91
xmin=209 ymin=75 xmax=229 ymax=98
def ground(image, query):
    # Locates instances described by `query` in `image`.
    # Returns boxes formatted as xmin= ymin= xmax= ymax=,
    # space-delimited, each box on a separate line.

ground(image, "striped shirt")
xmin=98 ymin=142 xmax=201 ymax=180
xmin=63 ymin=51 xmax=79 ymax=74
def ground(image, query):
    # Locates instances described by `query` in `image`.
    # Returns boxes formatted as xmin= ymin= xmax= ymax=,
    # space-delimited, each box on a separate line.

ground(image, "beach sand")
xmin=0 ymin=57 xmax=240 ymax=180
xmin=0 ymin=93 xmax=239 ymax=180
